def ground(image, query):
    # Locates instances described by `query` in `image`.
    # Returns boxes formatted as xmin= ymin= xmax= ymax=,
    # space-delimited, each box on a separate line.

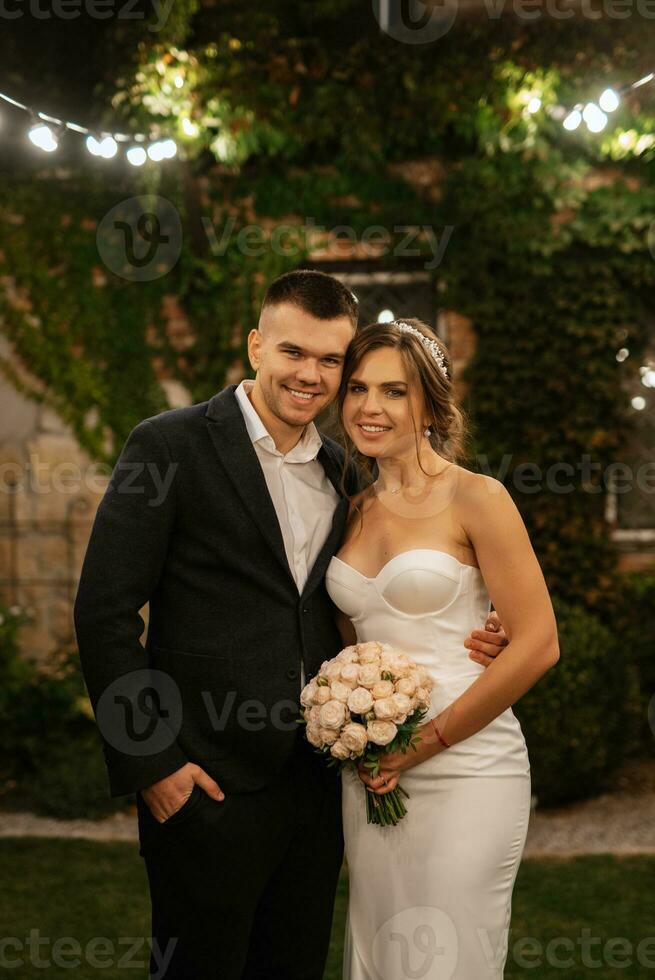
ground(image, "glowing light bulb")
xmin=582 ymin=103 xmax=608 ymax=133
xmin=182 ymin=117 xmax=199 ymax=137
xmin=599 ymin=88 xmax=620 ymax=113
xmin=377 ymin=309 xmax=395 ymax=323
xmin=126 ymin=146 xmax=147 ymax=167
xmin=563 ymin=110 xmax=582 ymax=132
xmin=99 ymin=136 xmax=118 ymax=159
xmin=160 ymin=138 xmax=177 ymax=158
xmin=29 ymin=124 xmax=58 ymax=152
xmin=527 ymin=97 xmax=542 ymax=114
xmin=147 ymin=141 xmax=166 ymax=161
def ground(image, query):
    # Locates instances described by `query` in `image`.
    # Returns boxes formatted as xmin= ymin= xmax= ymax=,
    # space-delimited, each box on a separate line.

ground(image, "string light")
xmin=555 ymin=70 xmax=655 ymax=136
xmin=0 ymin=88 xmax=177 ymax=164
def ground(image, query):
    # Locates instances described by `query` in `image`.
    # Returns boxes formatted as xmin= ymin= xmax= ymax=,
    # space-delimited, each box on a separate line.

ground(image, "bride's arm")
xmin=369 ymin=473 xmax=559 ymax=792
xmin=443 ymin=473 xmax=560 ymax=744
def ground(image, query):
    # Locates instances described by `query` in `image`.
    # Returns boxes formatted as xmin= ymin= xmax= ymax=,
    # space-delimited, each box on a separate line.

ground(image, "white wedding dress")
xmin=325 ymin=549 xmax=532 ymax=980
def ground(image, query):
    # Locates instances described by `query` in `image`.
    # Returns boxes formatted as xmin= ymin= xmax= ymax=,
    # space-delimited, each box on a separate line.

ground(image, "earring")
xmin=424 ymin=426 xmax=432 ymax=438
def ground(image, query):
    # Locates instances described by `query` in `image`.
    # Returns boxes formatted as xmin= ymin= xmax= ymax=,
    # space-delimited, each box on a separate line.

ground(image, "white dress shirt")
xmin=234 ymin=380 xmax=341 ymax=686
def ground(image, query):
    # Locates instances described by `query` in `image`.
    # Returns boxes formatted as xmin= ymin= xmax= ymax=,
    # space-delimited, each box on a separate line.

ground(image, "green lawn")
xmin=1 ymin=840 xmax=653 ymax=979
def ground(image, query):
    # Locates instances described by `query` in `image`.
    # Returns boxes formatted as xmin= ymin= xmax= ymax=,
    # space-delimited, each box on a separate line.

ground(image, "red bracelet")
xmin=432 ymin=718 xmax=451 ymax=749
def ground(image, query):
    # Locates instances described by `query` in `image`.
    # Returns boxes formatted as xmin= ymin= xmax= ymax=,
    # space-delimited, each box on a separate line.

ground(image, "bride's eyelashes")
xmin=347 ymin=384 xmax=406 ymax=398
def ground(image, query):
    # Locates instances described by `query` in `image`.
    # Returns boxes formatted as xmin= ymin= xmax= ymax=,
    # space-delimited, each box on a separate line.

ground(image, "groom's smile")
xmin=246 ymin=300 xmax=355 ymax=454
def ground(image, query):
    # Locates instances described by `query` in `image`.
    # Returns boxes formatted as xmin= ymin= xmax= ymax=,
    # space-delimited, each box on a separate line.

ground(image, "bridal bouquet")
xmin=299 ymin=641 xmax=434 ymax=826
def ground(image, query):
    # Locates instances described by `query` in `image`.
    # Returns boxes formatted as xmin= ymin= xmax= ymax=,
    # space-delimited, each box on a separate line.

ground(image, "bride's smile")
xmin=343 ymin=346 xmax=430 ymax=460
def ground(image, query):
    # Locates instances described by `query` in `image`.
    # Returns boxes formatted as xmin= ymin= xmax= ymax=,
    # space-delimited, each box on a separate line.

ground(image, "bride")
xmin=325 ymin=318 xmax=559 ymax=980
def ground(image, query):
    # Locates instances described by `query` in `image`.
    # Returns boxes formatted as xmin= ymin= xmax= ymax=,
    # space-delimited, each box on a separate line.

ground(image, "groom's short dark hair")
xmin=262 ymin=269 xmax=358 ymax=326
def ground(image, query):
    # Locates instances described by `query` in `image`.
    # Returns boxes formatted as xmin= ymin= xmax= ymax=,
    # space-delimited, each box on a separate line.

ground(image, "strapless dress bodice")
xmin=325 ymin=548 xmax=530 ymax=777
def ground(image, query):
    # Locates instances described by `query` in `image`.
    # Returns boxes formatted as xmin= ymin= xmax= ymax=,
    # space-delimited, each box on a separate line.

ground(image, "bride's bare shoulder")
xmin=450 ymin=465 xmax=510 ymax=512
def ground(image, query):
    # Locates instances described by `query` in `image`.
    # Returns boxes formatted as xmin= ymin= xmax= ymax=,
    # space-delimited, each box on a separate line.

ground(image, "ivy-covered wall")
xmin=1 ymin=11 xmax=654 ymax=619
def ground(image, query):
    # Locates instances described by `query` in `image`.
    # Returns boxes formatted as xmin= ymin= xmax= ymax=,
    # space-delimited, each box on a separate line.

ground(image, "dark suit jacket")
xmin=74 ymin=385 xmax=357 ymax=797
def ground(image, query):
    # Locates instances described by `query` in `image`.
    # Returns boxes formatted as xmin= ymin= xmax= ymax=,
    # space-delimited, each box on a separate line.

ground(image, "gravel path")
xmin=1 ymin=760 xmax=653 ymax=856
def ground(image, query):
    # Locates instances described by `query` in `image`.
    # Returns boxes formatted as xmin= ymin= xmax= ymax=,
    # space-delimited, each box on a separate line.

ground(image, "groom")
xmin=74 ymin=269 xmax=507 ymax=980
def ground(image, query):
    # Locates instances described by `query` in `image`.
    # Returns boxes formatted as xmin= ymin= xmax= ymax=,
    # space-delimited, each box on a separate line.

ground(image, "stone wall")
xmin=0 ymin=331 xmax=193 ymax=665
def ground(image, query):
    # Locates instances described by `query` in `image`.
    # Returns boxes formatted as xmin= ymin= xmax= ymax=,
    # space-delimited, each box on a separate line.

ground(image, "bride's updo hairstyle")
xmin=336 ymin=317 xmax=467 ymax=488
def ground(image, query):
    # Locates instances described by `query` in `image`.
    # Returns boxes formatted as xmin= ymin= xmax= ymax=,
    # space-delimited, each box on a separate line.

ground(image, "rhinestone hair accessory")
xmin=395 ymin=321 xmax=448 ymax=380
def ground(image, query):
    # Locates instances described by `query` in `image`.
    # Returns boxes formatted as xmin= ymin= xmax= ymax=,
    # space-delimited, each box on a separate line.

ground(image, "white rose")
xmin=319 ymin=700 xmax=347 ymax=731
xmin=392 ymin=693 xmax=412 ymax=719
xmin=306 ymin=725 xmax=323 ymax=748
xmin=358 ymin=664 xmax=381 ymax=689
xmin=358 ymin=641 xmax=382 ymax=664
xmin=373 ymin=697 xmax=398 ymax=721
xmin=314 ymin=685 xmax=332 ymax=705
xmin=389 ymin=655 xmax=411 ymax=679
xmin=417 ymin=667 xmax=433 ymax=688
xmin=306 ymin=706 xmax=322 ymax=726
xmin=319 ymin=727 xmax=340 ymax=745
xmin=330 ymin=681 xmax=352 ymax=703
xmin=300 ymin=681 xmax=318 ymax=707
xmin=341 ymin=722 xmax=369 ymax=755
xmin=340 ymin=663 xmax=360 ymax=688
xmin=372 ymin=680 xmax=394 ymax=700
xmin=415 ymin=686 xmax=431 ymax=708
xmin=348 ymin=687 xmax=374 ymax=715
xmin=336 ymin=646 xmax=360 ymax=664
xmin=323 ymin=661 xmax=343 ymax=682
xmin=396 ymin=675 xmax=417 ymax=697
xmin=330 ymin=740 xmax=351 ymax=760
xmin=367 ymin=720 xmax=398 ymax=746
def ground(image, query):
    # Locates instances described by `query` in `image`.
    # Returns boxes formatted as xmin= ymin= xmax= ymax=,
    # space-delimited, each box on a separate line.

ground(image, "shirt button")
xmin=286 ymin=668 xmax=299 ymax=680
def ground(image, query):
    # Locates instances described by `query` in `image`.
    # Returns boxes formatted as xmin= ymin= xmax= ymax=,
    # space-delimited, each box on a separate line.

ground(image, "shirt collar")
xmin=234 ymin=379 xmax=324 ymax=463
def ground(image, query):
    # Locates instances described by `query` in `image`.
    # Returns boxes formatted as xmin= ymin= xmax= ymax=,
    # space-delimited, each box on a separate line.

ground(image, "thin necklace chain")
xmin=374 ymin=462 xmax=452 ymax=496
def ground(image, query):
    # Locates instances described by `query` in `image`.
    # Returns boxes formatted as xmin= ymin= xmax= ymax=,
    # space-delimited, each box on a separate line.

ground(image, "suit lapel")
xmin=205 ymin=386 xmax=294 ymax=584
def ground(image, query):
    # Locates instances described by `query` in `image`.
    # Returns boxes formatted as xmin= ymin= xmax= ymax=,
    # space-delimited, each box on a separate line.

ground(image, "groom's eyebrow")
xmin=277 ymin=341 xmax=345 ymax=362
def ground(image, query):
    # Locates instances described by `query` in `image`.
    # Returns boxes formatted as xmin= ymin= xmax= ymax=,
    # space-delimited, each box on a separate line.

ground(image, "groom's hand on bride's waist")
xmin=463 ymin=611 xmax=509 ymax=668
xmin=140 ymin=763 xmax=225 ymax=823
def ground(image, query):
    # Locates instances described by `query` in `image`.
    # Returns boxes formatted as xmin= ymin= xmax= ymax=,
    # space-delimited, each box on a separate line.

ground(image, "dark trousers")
xmin=136 ymin=739 xmax=344 ymax=980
